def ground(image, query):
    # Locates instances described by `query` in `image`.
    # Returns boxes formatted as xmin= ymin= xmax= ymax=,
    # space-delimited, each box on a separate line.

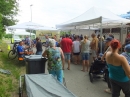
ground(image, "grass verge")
xmin=0 ymin=40 xmax=26 ymax=97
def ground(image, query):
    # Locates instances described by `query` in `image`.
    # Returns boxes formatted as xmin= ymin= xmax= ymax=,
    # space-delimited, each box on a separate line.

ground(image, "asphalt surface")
xmin=6 ymin=40 xmax=124 ymax=97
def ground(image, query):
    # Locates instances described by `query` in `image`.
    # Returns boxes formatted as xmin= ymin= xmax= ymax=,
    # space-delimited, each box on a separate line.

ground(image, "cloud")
xmin=16 ymin=0 xmax=130 ymax=27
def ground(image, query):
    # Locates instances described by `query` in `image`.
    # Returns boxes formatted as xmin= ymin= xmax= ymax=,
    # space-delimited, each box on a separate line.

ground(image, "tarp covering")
xmin=25 ymin=74 xmax=77 ymax=97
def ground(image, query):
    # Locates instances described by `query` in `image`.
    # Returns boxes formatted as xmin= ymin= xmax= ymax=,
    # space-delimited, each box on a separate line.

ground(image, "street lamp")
xmin=30 ymin=4 xmax=33 ymax=47
xmin=30 ymin=4 xmax=33 ymax=22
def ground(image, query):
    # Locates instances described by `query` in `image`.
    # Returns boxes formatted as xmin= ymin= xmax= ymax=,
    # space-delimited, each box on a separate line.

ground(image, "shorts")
xmin=73 ymin=52 xmax=80 ymax=55
xmin=91 ymin=50 xmax=97 ymax=57
xmin=81 ymin=53 xmax=89 ymax=60
xmin=64 ymin=53 xmax=71 ymax=60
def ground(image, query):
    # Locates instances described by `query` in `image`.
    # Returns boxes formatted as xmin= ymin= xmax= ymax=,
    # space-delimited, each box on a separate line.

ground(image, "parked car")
xmin=11 ymin=36 xmax=21 ymax=44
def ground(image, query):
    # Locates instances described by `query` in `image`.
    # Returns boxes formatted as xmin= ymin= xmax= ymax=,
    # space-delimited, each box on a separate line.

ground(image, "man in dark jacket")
xmin=36 ymin=37 xmax=43 ymax=55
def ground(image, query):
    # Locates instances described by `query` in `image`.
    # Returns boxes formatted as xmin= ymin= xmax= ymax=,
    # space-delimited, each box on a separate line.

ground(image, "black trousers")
xmin=110 ymin=79 xmax=130 ymax=97
xmin=105 ymin=69 xmax=111 ymax=89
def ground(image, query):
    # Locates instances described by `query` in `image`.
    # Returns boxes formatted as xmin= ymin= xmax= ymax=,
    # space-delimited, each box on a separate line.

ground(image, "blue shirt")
xmin=55 ymin=41 xmax=59 ymax=47
xmin=108 ymin=64 xmax=129 ymax=82
xmin=17 ymin=45 xmax=24 ymax=57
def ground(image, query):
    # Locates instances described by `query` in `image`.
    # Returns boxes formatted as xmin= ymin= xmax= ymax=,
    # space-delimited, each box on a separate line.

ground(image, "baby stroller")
xmin=89 ymin=57 xmax=107 ymax=83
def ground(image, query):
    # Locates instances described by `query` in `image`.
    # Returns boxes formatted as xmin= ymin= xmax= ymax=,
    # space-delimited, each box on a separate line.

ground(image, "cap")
xmin=99 ymin=53 xmax=103 ymax=57
xmin=109 ymin=35 xmax=114 ymax=39
xmin=105 ymin=37 xmax=113 ymax=42
xmin=125 ymin=44 xmax=130 ymax=53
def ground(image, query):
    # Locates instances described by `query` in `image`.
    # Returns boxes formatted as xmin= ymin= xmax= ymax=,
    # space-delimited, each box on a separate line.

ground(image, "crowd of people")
xmin=16 ymin=32 xmax=130 ymax=97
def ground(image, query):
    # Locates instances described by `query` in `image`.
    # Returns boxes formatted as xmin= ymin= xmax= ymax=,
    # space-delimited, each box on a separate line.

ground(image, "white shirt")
xmin=73 ymin=40 xmax=80 ymax=53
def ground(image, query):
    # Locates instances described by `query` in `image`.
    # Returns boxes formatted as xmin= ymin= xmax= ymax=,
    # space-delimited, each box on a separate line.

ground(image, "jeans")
xmin=110 ymin=78 xmax=130 ymax=97
xmin=36 ymin=51 xmax=42 ymax=55
xmin=64 ymin=53 xmax=71 ymax=60
xmin=81 ymin=53 xmax=89 ymax=60
xmin=49 ymin=69 xmax=63 ymax=83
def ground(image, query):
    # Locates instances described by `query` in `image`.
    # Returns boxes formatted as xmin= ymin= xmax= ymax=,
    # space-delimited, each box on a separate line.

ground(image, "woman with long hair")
xmin=80 ymin=35 xmax=90 ymax=72
xmin=105 ymin=39 xmax=130 ymax=97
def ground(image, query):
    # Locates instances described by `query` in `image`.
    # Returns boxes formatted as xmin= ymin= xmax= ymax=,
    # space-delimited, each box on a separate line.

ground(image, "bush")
xmin=4 ymin=34 xmax=12 ymax=38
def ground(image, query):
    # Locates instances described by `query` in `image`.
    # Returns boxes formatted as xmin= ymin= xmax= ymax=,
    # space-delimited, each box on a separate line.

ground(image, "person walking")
xmin=80 ymin=35 xmax=90 ymax=72
xmin=42 ymin=39 xmax=65 ymax=83
xmin=60 ymin=34 xmax=72 ymax=70
xmin=105 ymin=39 xmax=130 ymax=97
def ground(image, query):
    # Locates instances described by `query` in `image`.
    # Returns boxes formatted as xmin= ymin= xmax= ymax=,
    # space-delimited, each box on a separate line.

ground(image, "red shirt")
xmin=61 ymin=38 xmax=72 ymax=53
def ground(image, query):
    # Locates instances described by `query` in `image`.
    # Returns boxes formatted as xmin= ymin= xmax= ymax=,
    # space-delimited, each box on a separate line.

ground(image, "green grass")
xmin=0 ymin=40 xmax=26 ymax=97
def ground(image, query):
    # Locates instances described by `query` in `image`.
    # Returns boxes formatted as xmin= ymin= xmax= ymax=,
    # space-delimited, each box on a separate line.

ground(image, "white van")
xmin=11 ymin=35 xmax=21 ymax=43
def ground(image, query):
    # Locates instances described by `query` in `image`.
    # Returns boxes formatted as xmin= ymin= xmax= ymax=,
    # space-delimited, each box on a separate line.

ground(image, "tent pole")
xmin=89 ymin=26 xmax=90 ymax=37
xmin=30 ymin=29 xmax=32 ymax=47
xmin=100 ymin=17 xmax=103 ymax=54
xmin=121 ymin=23 xmax=123 ymax=53
xmin=110 ymin=28 xmax=111 ymax=33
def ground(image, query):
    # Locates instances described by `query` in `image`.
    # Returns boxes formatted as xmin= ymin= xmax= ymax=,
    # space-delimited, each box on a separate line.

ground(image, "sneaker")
xmin=105 ymin=89 xmax=111 ymax=94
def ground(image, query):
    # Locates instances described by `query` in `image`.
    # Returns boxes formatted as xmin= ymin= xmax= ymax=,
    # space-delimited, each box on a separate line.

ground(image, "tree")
xmin=0 ymin=0 xmax=19 ymax=39
xmin=26 ymin=29 xmax=36 ymax=34
xmin=60 ymin=30 xmax=71 ymax=36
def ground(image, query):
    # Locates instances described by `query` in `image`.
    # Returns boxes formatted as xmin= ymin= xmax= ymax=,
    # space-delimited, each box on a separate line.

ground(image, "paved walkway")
xmin=62 ymin=61 xmax=125 ymax=97
xmin=8 ymin=41 xmax=124 ymax=97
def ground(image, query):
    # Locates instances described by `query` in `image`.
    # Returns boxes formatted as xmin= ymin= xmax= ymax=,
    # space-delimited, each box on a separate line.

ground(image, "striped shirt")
xmin=121 ymin=52 xmax=130 ymax=64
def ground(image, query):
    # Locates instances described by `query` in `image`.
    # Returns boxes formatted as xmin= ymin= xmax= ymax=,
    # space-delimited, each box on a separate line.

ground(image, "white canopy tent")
xmin=7 ymin=22 xmax=57 ymax=46
xmin=56 ymin=7 xmax=130 ymax=29
xmin=7 ymin=21 xmax=57 ymax=30
xmin=13 ymin=31 xmax=35 ymax=36
xmin=8 ymin=22 xmax=44 ymax=30
xmin=56 ymin=7 xmax=130 ymax=53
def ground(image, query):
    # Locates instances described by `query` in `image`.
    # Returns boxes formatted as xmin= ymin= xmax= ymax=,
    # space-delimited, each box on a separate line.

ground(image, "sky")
xmin=16 ymin=0 xmax=130 ymax=27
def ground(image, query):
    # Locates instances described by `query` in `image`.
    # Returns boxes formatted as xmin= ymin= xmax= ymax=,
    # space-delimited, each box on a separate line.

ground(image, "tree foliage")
xmin=26 ymin=29 xmax=36 ymax=34
xmin=60 ymin=30 xmax=71 ymax=36
xmin=0 ymin=0 xmax=19 ymax=39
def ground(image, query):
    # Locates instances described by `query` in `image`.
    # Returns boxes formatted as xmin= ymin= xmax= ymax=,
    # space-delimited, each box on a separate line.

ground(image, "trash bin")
xmin=25 ymin=56 xmax=47 ymax=74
